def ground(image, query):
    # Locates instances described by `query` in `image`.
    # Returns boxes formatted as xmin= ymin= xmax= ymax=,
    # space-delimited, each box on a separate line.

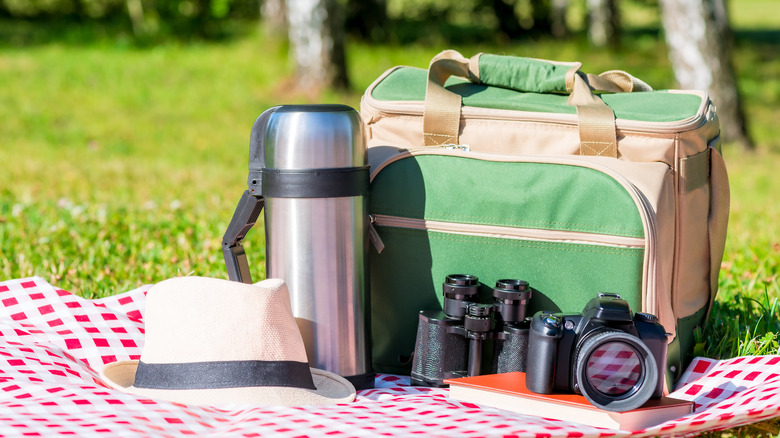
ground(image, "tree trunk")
xmin=586 ymin=0 xmax=619 ymax=49
xmin=286 ymin=0 xmax=349 ymax=93
xmin=262 ymin=0 xmax=287 ymax=35
xmin=659 ymin=0 xmax=753 ymax=149
xmin=126 ymin=0 xmax=146 ymax=36
xmin=550 ymin=0 xmax=568 ymax=38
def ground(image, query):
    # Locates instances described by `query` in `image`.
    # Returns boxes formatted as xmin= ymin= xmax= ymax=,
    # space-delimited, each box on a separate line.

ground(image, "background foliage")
xmin=0 ymin=0 xmax=778 ymax=435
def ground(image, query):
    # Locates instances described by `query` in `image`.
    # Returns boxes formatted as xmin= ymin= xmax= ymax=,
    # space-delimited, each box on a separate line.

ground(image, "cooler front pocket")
xmin=368 ymin=150 xmax=670 ymax=374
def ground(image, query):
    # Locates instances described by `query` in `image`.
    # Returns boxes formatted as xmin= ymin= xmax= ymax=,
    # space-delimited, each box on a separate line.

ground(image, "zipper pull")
xmin=368 ymin=214 xmax=385 ymax=254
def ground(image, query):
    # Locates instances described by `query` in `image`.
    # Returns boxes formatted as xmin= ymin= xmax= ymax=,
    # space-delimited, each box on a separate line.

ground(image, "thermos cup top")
xmin=263 ymin=104 xmax=366 ymax=170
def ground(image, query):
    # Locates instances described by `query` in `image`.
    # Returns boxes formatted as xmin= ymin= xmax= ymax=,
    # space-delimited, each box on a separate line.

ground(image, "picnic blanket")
xmin=1 ymin=276 xmax=778 ymax=437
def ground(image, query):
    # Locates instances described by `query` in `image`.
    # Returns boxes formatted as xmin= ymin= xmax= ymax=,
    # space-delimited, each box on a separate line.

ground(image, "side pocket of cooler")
xmin=367 ymin=149 xmax=676 ymax=375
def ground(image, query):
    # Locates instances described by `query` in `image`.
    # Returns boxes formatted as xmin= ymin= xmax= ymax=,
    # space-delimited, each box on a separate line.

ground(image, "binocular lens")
xmin=585 ymin=342 xmax=642 ymax=396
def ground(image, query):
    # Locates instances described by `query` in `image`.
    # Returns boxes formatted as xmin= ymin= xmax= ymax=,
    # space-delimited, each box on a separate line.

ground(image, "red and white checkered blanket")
xmin=1 ymin=276 xmax=778 ymax=437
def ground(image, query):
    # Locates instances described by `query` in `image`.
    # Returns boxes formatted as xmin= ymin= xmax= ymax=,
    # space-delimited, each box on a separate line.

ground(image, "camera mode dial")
xmin=635 ymin=312 xmax=658 ymax=323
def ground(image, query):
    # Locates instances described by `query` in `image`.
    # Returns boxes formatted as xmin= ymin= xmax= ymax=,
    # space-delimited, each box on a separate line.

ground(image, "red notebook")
xmin=444 ymin=372 xmax=694 ymax=430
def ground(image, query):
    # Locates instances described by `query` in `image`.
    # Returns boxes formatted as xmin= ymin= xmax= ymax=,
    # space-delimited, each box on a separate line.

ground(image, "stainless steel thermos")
xmin=223 ymin=105 xmax=374 ymax=389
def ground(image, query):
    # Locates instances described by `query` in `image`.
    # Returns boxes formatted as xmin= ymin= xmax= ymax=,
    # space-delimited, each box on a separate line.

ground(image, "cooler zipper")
xmin=362 ymin=69 xmax=708 ymax=135
xmin=369 ymin=148 xmax=661 ymax=315
xmin=369 ymin=214 xmax=646 ymax=249
xmin=365 ymin=96 xmax=706 ymax=135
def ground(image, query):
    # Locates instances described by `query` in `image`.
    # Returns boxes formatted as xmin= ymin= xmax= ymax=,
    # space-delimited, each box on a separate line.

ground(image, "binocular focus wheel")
xmin=574 ymin=330 xmax=658 ymax=412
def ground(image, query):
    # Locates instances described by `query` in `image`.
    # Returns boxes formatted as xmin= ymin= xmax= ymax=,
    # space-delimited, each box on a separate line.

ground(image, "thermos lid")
xmin=264 ymin=105 xmax=366 ymax=170
xmin=274 ymin=104 xmax=353 ymax=113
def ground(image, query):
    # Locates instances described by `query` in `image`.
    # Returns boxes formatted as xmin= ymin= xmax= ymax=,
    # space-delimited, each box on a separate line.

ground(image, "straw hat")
xmin=100 ymin=276 xmax=356 ymax=406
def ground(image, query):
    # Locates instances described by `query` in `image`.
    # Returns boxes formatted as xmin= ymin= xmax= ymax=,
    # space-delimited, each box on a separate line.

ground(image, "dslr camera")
xmin=526 ymin=293 xmax=668 ymax=412
xmin=410 ymin=274 xmax=533 ymax=387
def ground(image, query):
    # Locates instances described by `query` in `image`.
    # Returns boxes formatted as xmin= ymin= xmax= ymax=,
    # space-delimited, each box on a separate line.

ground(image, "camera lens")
xmin=584 ymin=341 xmax=642 ymax=396
xmin=573 ymin=330 xmax=658 ymax=412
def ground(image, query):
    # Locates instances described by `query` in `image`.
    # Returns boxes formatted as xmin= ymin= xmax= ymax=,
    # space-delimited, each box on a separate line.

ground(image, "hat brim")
xmin=100 ymin=361 xmax=356 ymax=406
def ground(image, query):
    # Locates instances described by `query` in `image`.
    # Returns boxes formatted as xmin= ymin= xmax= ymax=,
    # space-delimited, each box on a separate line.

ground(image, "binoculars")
xmin=410 ymin=274 xmax=533 ymax=387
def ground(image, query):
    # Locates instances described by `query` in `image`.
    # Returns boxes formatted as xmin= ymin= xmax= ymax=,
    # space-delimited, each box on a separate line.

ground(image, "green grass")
xmin=1 ymin=5 xmax=779 ymax=435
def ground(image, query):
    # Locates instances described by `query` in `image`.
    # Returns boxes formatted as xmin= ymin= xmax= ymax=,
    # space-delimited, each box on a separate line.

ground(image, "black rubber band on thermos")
xmin=261 ymin=165 xmax=370 ymax=198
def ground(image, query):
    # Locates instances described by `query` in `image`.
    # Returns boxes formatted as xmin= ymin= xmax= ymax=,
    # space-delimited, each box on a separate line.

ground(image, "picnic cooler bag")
xmin=361 ymin=50 xmax=730 ymax=385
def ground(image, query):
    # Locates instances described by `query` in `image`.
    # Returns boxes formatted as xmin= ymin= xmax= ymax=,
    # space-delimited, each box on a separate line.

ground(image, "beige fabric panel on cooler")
xmin=708 ymin=148 xmax=730 ymax=317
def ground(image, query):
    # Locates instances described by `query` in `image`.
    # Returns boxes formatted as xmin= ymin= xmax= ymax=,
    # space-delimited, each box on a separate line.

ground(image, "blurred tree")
xmin=550 ymin=0 xmax=568 ymax=38
xmin=477 ymin=0 xmax=567 ymax=40
xmin=0 ymin=0 xmax=120 ymax=17
xmin=659 ymin=0 xmax=753 ymax=149
xmin=587 ymin=0 xmax=619 ymax=48
xmin=286 ymin=0 xmax=349 ymax=92
xmin=126 ymin=0 xmax=148 ymax=35
xmin=261 ymin=0 xmax=286 ymax=35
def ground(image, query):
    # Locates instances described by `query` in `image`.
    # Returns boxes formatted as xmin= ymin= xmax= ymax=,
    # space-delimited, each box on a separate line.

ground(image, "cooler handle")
xmin=422 ymin=50 xmax=652 ymax=157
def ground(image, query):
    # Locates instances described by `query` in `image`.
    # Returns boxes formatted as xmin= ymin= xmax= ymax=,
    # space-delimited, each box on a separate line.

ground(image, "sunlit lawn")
xmin=1 ymin=4 xmax=778 ymax=434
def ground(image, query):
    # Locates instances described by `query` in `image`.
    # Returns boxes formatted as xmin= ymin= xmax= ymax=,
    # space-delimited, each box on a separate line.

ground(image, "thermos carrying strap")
xmin=223 ymin=190 xmax=264 ymax=284
xmin=224 ymin=107 xmax=280 ymax=284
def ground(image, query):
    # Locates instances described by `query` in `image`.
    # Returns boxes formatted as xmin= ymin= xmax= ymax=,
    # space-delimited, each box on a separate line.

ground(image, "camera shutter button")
xmin=543 ymin=314 xmax=561 ymax=328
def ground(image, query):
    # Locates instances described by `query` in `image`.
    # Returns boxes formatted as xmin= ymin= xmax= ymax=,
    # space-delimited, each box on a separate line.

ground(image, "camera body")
xmin=526 ymin=293 xmax=668 ymax=412
xmin=410 ymin=275 xmax=533 ymax=387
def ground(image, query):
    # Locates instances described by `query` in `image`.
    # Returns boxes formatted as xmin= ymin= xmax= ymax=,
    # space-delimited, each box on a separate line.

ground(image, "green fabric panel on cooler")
xmin=666 ymin=306 xmax=707 ymax=392
xmin=477 ymin=54 xmax=570 ymax=94
xmin=663 ymin=306 xmax=707 ymax=389
xmin=370 ymin=155 xmax=645 ymax=238
xmin=370 ymin=67 xmax=704 ymax=123
xmin=676 ymin=306 xmax=709 ymax=370
xmin=369 ymin=226 xmax=645 ymax=374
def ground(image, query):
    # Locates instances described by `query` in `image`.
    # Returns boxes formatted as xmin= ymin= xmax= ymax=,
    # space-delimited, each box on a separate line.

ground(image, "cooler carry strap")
xmin=422 ymin=50 xmax=652 ymax=157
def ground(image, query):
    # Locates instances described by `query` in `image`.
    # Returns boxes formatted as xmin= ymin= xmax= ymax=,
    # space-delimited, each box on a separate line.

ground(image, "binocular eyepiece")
xmin=442 ymin=275 xmax=532 ymax=322
xmin=410 ymin=275 xmax=533 ymax=387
